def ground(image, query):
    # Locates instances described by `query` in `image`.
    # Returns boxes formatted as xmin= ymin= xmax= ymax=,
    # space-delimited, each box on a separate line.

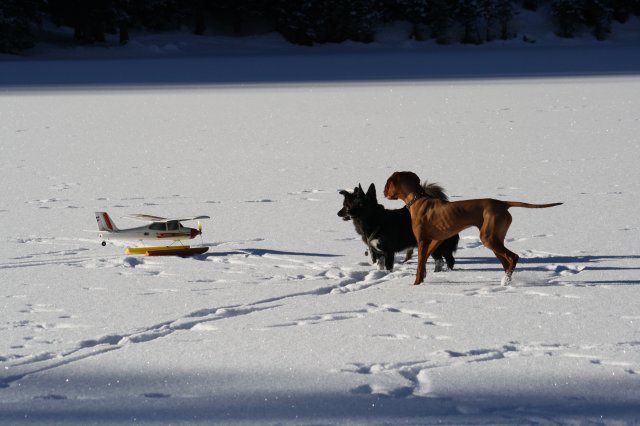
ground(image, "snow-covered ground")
xmin=1 ymin=23 xmax=640 ymax=425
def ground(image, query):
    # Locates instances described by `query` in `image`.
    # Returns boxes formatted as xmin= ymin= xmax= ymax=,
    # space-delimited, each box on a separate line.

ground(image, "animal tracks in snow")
xmin=0 ymin=302 xmax=275 ymax=389
xmin=0 ymin=238 xmax=400 ymax=389
xmin=1 ymin=232 xmax=637 ymax=401
xmin=269 ymin=302 xmax=451 ymax=329
xmin=342 ymin=341 xmax=639 ymax=400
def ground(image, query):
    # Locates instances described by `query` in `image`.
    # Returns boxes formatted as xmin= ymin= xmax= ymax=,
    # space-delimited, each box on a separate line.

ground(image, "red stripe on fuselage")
xmin=156 ymin=232 xmax=190 ymax=239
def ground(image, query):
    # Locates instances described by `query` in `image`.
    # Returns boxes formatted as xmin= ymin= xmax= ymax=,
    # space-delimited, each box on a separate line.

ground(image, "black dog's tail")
xmin=421 ymin=181 xmax=449 ymax=202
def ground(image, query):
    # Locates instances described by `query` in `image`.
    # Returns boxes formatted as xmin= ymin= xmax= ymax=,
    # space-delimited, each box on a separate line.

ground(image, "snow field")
xmin=1 ymin=73 xmax=639 ymax=424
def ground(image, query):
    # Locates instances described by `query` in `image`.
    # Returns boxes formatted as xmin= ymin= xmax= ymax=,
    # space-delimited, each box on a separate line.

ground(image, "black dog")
xmin=338 ymin=183 xmax=459 ymax=272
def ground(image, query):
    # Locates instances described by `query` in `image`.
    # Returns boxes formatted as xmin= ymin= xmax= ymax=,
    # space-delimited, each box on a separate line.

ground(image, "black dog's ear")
xmin=366 ymin=183 xmax=376 ymax=199
xmin=354 ymin=185 xmax=362 ymax=195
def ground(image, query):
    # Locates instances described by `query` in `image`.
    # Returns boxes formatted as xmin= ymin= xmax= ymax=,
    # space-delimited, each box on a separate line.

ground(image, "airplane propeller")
xmin=197 ymin=221 xmax=204 ymax=244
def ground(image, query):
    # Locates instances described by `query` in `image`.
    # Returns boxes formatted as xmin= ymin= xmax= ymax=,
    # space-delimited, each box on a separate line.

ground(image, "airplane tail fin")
xmin=95 ymin=212 xmax=119 ymax=232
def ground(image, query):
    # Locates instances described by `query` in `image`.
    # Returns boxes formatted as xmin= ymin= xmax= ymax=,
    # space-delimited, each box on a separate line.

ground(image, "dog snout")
xmin=337 ymin=208 xmax=351 ymax=221
xmin=383 ymin=180 xmax=395 ymax=199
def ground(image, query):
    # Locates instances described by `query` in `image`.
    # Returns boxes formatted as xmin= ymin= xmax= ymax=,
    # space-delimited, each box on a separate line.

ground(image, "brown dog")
xmin=384 ymin=171 xmax=562 ymax=286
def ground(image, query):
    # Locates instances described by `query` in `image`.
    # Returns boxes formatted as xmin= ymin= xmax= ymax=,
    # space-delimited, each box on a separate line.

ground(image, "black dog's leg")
xmin=432 ymin=254 xmax=445 ymax=272
xmin=401 ymin=249 xmax=413 ymax=264
xmin=367 ymin=243 xmax=377 ymax=264
xmin=384 ymin=251 xmax=395 ymax=271
xmin=445 ymin=253 xmax=455 ymax=270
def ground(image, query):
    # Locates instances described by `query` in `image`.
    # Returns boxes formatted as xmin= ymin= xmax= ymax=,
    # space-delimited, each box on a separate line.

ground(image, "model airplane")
xmin=95 ymin=212 xmax=210 ymax=255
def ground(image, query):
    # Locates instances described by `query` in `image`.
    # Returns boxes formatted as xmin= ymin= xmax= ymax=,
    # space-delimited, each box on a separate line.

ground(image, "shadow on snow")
xmin=1 ymin=373 xmax=640 ymax=425
xmin=1 ymin=44 xmax=640 ymax=89
xmin=194 ymin=247 xmax=342 ymax=260
xmin=452 ymin=254 xmax=640 ymax=285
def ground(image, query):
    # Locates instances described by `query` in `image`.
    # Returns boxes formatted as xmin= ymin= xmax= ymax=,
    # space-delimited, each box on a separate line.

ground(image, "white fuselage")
xmin=99 ymin=222 xmax=196 ymax=241
xmin=95 ymin=212 xmax=200 ymax=245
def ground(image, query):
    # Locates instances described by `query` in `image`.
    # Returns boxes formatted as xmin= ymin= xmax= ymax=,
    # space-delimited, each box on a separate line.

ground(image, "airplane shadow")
xmin=194 ymin=247 xmax=342 ymax=261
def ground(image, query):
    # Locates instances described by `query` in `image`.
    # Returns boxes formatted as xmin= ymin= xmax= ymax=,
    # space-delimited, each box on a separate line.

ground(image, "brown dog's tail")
xmin=506 ymin=201 xmax=563 ymax=209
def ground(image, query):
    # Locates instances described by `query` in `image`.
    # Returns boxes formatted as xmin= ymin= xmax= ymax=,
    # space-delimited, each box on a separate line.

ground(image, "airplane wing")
xmin=123 ymin=214 xmax=210 ymax=222
xmin=167 ymin=215 xmax=211 ymax=222
xmin=123 ymin=214 xmax=167 ymax=222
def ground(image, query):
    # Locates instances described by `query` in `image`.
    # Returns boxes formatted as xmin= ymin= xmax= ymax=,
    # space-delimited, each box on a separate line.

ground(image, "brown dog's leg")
xmin=479 ymin=211 xmax=519 ymax=284
xmin=495 ymin=248 xmax=519 ymax=286
xmin=414 ymin=240 xmax=442 ymax=285
xmin=414 ymin=240 xmax=429 ymax=285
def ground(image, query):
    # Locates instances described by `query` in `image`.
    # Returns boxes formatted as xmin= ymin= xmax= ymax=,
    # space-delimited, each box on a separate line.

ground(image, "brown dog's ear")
xmin=406 ymin=171 xmax=421 ymax=188
xmin=392 ymin=171 xmax=421 ymax=191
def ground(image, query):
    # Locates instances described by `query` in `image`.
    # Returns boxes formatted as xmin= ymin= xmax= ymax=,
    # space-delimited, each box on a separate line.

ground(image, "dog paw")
xmin=434 ymin=259 xmax=445 ymax=272
xmin=500 ymin=273 xmax=513 ymax=286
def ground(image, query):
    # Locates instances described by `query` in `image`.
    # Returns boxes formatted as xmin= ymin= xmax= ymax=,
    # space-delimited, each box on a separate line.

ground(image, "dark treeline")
xmin=1 ymin=0 xmax=639 ymax=54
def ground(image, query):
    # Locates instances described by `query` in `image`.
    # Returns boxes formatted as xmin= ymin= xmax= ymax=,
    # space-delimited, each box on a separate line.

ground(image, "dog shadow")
xmin=455 ymin=255 xmax=640 ymax=286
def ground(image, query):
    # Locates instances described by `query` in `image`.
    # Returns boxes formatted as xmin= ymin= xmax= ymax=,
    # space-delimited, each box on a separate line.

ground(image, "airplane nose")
xmin=190 ymin=228 xmax=201 ymax=239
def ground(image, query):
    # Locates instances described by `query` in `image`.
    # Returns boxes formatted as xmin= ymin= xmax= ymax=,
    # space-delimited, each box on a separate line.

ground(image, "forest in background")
xmin=1 ymin=0 xmax=640 ymax=54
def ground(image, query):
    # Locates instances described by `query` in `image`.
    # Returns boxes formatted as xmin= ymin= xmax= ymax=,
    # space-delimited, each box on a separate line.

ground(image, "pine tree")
xmin=583 ymin=0 xmax=613 ymax=39
xmin=551 ymin=0 xmax=584 ymax=37
xmin=48 ymin=0 xmax=118 ymax=43
xmin=495 ymin=0 xmax=514 ymax=39
xmin=128 ymin=0 xmax=180 ymax=31
xmin=347 ymin=0 xmax=383 ymax=42
xmin=273 ymin=0 xmax=316 ymax=45
xmin=397 ymin=0 xmax=430 ymax=40
xmin=458 ymin=0 xmax=483 ymax=44
xmin=479 ymin=0 xmax=497 ymax=41
xmin=206 ymin=0 xmax=271 ymax=34
xmin=522 ymin=0 xmax=542 ymax=10
xmin=0 ymin=0 xmax=43 ymax=53
xmin=274 ymin=0 xmax=381 ymax=45
xmin=112 ymin=0 xmax=131 ymax=44
xmin=426 ymin=0 xmax=453 ymax=43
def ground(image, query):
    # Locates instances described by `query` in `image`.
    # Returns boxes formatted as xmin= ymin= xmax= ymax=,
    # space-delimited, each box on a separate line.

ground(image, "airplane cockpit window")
xmin=167 ymin=221 xmax=179 ymax=231
xmin=149 ymin=223 xmax=166 ymax=231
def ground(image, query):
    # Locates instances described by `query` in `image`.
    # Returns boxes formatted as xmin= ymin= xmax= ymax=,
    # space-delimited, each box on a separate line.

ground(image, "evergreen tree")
xmin=457 ymin=0 xmax=483 ymax=43
xmin=112 ymin=0 xmax=131 ymax=44
xmin=479 ymin=0 xmax=497 ymax=41
xmin=583 ymin=0 xmax=613 ymax=39
xmin=551 ymin=0 xmax=584 ymax=37
xmin=495 ymin=0 xmax=514 ymax=39
xmin=611 ymin=0 xmax=631 ymax=21
xmin=273 ymin=0 xmax=316 ymax=45
xmin=522 ymin=0 xmax=543 ymax=10
xmin=0 ymin=0 xmax=43 ymax=53
xmin=48 ymin=0 xmax=117 ymax=43
xmin=207 ymin=0 xmax=272 ymax=34
xmin=342 ymin=0 xmax=382 ymax=42
xmin=274 ymin=0 xmax=381 ymax=45
xmin=396 ymin=0 xmax=429 ymax=40
xmin=426 ymin=0 xmax=453 ymax=43
xmin=128 ymin=0 xmax=180 ymax=31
